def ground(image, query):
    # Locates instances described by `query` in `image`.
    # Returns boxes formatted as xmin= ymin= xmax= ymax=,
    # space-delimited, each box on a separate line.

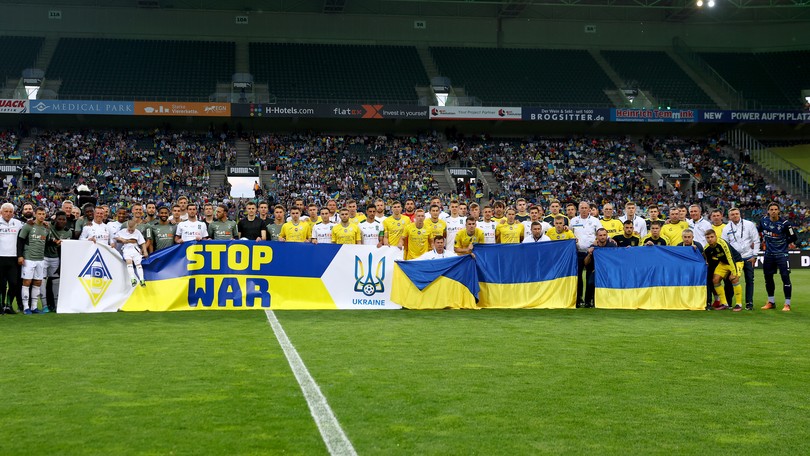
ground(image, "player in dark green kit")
xmin=209 ymin=204 xmax=239 ymax=240
xmin=148 ymin=206 xmax=177 ymax=252
xmin=18 ymin=207 xmax=54 ymax=314
xmin=42 ymin=211 xmax=73 ymax=312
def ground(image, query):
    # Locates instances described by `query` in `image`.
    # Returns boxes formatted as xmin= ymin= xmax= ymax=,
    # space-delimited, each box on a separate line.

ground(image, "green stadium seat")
xmin=601 ymin=50 xmax=716 ymax=108
xmin=0 ymin=36 xmax=44 ymax=81
xmin=46 ymin=38 xmax=234 ymax=100
xmin=249 ymin=43 xmax=428 ymax=103
xmin=429 ymin=47 xmax=614 ymax=106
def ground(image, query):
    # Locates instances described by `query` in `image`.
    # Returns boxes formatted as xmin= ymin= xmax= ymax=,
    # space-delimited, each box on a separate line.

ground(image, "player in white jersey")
xmin=115 ymin=220 xmax=148 ymax=287
xmin=444 ymin=200 xmax=465 ymax=250
xmin=311 ymin=208 xmax=335 ymax=244
xmin=107 ymin=207 xmax=129 ymax=252
xmin=360 ymin=206 xmax=384 ymax=247
xmin=374 ymin=198 xmax=387 ymax=224
xmin=523 ymin=206 xmax=551 ymax=239
xmin=79 ymin=207 xmax=112 ymax=245
xmin=175 ymin=203 xmax=209 ymax=243
xmin=477 ymin=205 xmax=498 ymax=244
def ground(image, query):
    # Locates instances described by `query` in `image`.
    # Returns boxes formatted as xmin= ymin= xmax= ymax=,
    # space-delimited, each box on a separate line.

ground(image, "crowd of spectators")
xmin=4 ymin=128 xmax=236 ymax=211
xmin=0 ymin=129 xmax=19 ymax=160
xmin=247 ymin=132 xmax=448 ymax=208
xmin=3 ymin=127 xmax=809 ymax=247
xmin=449 ymin=135 xmax=655 ymax=209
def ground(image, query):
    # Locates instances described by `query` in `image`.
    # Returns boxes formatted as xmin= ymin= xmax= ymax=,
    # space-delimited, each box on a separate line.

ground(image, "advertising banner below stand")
xmin=29 ymin=100 xmax=134 ymax=115
xmin=429 ymin=106 xmax=522 ymax=121
xmin=134 ymin=102 xmax=230 ymax=117
xmin=0 ymin=99 xmax=28 ymax=114
xmin=700 ymin=110 xmax=810 ymax=124
xmin=522 ymin=107 xmax=609 ymax=122
xmin=232 ymin=103 xmax=428 ymax=119
xmin=448 ymin=168 xmax=476 ymax=178
xmin=610 ymin=108 xmax=697 ymax=123
xmin=227 ymin=166 xmax=260 ymax=177
xmin=753 ymin=252 xmax=810 ymax=270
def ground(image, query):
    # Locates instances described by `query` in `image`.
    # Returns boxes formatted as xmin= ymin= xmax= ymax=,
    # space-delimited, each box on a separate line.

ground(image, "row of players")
xmin=2 ymin=196 xmax=795 ymax=313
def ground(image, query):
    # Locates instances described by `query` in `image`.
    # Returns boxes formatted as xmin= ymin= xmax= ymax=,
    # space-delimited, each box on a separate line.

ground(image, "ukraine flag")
xmin=392 ymin=255 xmax=479 ymax=310
xmin=594 ymin=246 xmax=707 ymax=310
xmin=474 ymin=241 xmax=578 ymax=309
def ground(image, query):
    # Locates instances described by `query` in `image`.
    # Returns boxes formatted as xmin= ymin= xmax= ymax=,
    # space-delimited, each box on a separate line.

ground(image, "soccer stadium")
xmin=1 ymin=0 xmax=809 ymax=454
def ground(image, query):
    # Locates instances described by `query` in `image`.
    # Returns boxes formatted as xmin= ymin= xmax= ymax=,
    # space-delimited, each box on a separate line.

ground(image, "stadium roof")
xmin=2 ymin=0 xmax=809 ymax=22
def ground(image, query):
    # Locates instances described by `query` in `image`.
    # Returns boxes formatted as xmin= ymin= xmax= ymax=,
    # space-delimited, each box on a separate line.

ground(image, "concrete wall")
xmin=1 ymin=4 xmax=809 ymax=51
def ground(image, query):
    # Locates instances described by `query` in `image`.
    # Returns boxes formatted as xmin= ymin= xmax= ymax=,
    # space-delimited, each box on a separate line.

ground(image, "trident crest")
xmin=354 ymin=253 xmax=386 ymax=296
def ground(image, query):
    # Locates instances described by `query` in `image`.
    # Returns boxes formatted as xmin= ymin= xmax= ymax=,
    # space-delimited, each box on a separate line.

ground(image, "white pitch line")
xmin=265 ymin=310 xmax=358 ymax=456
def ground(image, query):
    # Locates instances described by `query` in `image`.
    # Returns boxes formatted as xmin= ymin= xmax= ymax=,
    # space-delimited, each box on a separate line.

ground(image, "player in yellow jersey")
xmin=306 ymin=204 xmax=321 ymax=228
xmin=710 ymin=208 xmax=726 ymax=238
xmin=383 ymin=201 xmax=410 ymax=247
xmin=424 ymin=205 xmax=447 ymax=246
xmin=660 ymin=207 xmax=689 ymax=246
xmin=400 ymin=209 xmax=432 ymax=260
xmin=279 ymin=207 xmax=312 ymax=242
xmin=599 ymin=203 xmax=623 ymax=237
xmin=454 ymin=217 xmax=484 ymax=256
xmin=346 ymin=199 xmax=367 ymax=224
xmin=546 ymin=215 xmax=577 ymax=241
xmin=495 ymin=208 xmax=524 ymax=244
xmin=491 ymin=200 xmax=507 ymax=224
xmin=331 ymin=208 xmax=362 ymax=244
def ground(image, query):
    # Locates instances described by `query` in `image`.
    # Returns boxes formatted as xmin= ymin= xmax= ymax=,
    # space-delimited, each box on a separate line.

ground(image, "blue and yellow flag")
xmin=594 ymin=246 xmax=707 ymax=310
xmin=392 ymin=255 xmax=479 ymax=310
xmin=473 ymin=241 xmax=578 ymax=309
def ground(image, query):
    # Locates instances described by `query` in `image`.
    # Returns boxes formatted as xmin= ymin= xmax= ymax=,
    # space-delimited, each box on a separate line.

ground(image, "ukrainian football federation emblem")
xmin=78 ymin=249 xmax=113 ymax=306
xmin=354 ymin=252 xmax=385 ymax=296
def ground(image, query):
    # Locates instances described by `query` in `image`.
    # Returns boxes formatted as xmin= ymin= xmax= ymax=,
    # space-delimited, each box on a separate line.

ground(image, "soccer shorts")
xmin=21 ymin=259 xmax=45 ymax=280
xmin=714 ymin=262 xmax=744 ymax=279
xmin=44 ymin=257 xmax=60 ymax=278
xmin=122 ymin=249 xmax=144 ymax=265
xmin=762 ymin=256 xmax=790 ymax=275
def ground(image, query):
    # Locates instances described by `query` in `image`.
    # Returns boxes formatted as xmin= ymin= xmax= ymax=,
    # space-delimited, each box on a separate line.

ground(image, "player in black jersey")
xmin=613 ymin=220 xmax=640 ymax=247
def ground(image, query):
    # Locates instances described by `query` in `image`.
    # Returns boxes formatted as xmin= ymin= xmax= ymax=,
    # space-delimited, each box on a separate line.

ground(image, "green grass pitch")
xmin=1 ymin=271 xmax=808 ymax=455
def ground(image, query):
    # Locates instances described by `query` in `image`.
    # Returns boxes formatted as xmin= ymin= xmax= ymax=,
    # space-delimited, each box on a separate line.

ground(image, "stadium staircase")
xmin=235 ymin=139 xmax=251 ymax=166
xmin=587 ymin=50 xmax=631 ymax=108
xmin=432 ymin=169 xmax=454 ymax=195
xmin=479 ymin=170 xmax=501 ymax=198
xmin=15 ymin=135 xmax=34 ymax=157
xmin=209 ymin=169 xmax=226 ymax=190
xmin=726 ymin=130 xmax=810 ymax=204
xmin=33 ymin=36 xmax=59 ymax=73
xmin=672 ymin=37 xmax=745 ymax=110
xmin=665 ymin=47 xmax=731 ymax=109
xmin=235 ymin=41 xmax=249 ymax=74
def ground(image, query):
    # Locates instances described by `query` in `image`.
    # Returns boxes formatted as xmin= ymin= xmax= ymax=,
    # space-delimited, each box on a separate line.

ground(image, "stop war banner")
xmin=58 ymin=240 xmax=402 ymax=312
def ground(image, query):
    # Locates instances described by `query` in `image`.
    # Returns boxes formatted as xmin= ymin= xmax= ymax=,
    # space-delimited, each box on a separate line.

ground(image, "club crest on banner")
xmin=355 ymin=253 xmax=385 ymax=296
xmin=77 ymin=249 xmax=113 ymax=306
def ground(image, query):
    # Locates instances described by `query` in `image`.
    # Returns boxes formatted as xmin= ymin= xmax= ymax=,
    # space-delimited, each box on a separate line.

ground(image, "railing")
xmin=727 ymin=129 xmax=810 ymax=201
xmin=672 ymin=36 xmax=746 ymax=110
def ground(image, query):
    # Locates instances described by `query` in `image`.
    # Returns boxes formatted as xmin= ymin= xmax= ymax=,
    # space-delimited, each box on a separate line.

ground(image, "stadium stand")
xmin=0 ymin=129 xmax=19 ymax=160
xmin=756 ymin=50 xmax=810 ymax=109
xmin=448 ymin=136 xmax=654 ymax=205
xmin=699 ymin=52 xmax=795 ymax=108
xmin=429 ymin=47 xmax=614 ymax=106
xmin=0 ymin=36 xmax=44 ymax=81
xmin=46 ymin=38 xmax=234 ymax=100
xmin=13 ymin=130 xmax=236 ymax=211
xmin=601 ymin=50 xmax=716 ymax=108
xmin=249 ymin=132 xmax=446 ymax=208
xmin=249 ymin=43 xmax=428 ymax=103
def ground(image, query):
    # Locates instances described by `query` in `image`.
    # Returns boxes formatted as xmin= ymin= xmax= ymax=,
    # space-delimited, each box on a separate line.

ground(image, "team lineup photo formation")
xmin=0 ymin=191 xmax=796 ymax=314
